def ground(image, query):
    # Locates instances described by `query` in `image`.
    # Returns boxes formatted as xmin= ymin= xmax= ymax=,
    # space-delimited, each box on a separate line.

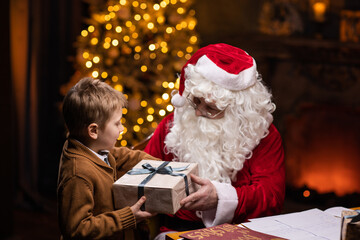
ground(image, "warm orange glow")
xmin=303 ymin=190 xmax=310 ymax=198
xmin=285 ymin=106 xmax=360 ymax=196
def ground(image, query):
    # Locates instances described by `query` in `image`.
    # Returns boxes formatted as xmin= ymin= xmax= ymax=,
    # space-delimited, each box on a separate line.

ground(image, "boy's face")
xmin=97 ymin=108 xmax=124 ymax=151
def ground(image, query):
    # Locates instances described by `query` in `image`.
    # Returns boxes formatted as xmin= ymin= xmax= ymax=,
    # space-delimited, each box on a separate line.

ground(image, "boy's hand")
xmin=130 ymin=196 xmax=156 ymax=223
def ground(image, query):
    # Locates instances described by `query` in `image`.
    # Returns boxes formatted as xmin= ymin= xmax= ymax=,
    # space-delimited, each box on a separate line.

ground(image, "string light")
xmin=93 ymin=56 xmax=100 ymax=63
xmin=81 ymin=30 xmax=88 ymax=37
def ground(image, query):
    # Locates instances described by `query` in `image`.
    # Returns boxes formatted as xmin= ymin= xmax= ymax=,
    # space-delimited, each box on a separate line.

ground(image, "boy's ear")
xmin=87 ymin=123 xmax=99 ymax=140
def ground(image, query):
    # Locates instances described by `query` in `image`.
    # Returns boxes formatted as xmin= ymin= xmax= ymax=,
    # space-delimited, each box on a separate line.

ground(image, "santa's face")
xmin=186 ymin=94 xmax=226 ymax=119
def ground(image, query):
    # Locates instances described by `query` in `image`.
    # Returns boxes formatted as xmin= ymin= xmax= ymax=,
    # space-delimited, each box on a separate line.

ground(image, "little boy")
xmin=57 ymin=77 xmax=158 ymax=239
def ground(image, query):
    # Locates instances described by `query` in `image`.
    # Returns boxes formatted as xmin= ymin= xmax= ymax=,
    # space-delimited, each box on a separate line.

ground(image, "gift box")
xmin=113 ymin=160 xmax=198 ymax=214
xmin=341 ymin=210 xmax=360 ymax=240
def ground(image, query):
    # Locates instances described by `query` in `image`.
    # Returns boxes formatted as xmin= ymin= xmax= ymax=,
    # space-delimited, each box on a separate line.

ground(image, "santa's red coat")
xmin=144 ymin=112 xmax=285 ymax=225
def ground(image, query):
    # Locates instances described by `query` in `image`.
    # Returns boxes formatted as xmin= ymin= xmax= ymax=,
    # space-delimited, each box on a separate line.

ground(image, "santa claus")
xmin=144 ymin=43 xmax=285 ymax=237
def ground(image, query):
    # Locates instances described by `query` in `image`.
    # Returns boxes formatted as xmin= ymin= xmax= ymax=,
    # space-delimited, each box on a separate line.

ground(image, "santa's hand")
xmin=180 ymin=174 xmax=218 ymax=211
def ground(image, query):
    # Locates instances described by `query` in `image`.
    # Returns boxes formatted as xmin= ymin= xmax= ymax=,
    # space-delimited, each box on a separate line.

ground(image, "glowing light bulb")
xmin=115 ymin=26 xmax=122 ymax=33
xmin=115 ymin=84 xmax=123 ymax=92
xmin=166 ymin=105 xmax=174 ymax=112
xmin=132 ymin=32 xmax=138 ymax=39
xmin=105 ymin=15 xmax=111 ymax=21
xmin=134 ymin=14 xmax=141 ymax=21
xmin=149 ymin=44 xmax=156 ymax=51
xmin=148 ymin=108 xmax=155 ymax=114
xmin=189 ymin=36 xmax=198 ymax=44
xmin=88 ymin=25 xmax=95 ymax=32
xmin=168 ymin=82 xmax=175 ymax=89
xmin=112 ymin=76 xmax=118 ymax=82
xmin=157 ymin=16 xmax=165 ymax=24
xmin=91 ymin=38 xmax=98 ymax=45
xmin=188 ymin=20 xmax=196 ymax=29
xmin=147 ymin=22 xmax=154 ymax=29
xmin=161 ymin=47 xmax=168 ymax=53
xmin=123 ymin=36 xmax=130 ymax=42
xmin=121 ymin=140 xmax=127 ymax=146
xmin=126 ymin=21 xmax=132 ymax=27
xmin=133 ymin=125 xmax=140 ymax=132
xmin=147 ymin=115 xmax=154 ymax=122
xmin=132 ymin=1 xmax=139 ymax=7
xmin=86 ymin=61 xmax=92 ymax=68
xmin=101 ymin=72 xmax=108 ymax=78
xmin=81 ymin=30 xmax=88 ymax=37
xmin=162 ymin=81 xmax=169 ymax=88
xmin=92 ymin=71 xmax=99 ymax=78
xmin=140 ymin=3 xmax=147 ymax=9
xmin=122 ymin=108 xmax=128 ymax=114
xmin=156 ymin=98 xmax=162 ymax=104
xmin=143 ymin=14 xmax=150 ymax=21
xmin=166 ymin=27 xmax=173 ymax=34
xmin=177 ymin=51 xmax=184 ymax=57
xmin=137 ymin=118 xmax=144 ymax=124
xmin=113 ymin=5 xmax=120 ymax=11
xmin=160 ymin=1 xmax=167 ymax=7
xmin=103 ymin=42 xmax=111 ymax=49
xmin=177 ymin=7 xmax=185 ymax=14
xmin=112 ymin=39 xmax=119 ymax=46
xmin=162 ymin=93 xmax=169 ymax=100
xmin=82 ymin=52 xmax=89 ymax=59
xmin=93 ymin=56 xmax=100 ymax=63
xmin=159 ymin=110 xmax=166 ymax=116
xmin=141 ymin=100 xmax=148 ymax=107
xmin=153 ymin=4 xmax=160 ymax=10
xmin=106 ymin=23 xmax=112 ymax=30
xmin=141 ymin=65 xmax=148 ymax=72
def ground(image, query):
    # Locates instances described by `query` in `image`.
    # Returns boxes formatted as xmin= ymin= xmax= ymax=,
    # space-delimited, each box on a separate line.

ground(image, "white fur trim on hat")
xmin=194 ymin=55 xmax=257 ymax=91
xmin=171 ymin=90 xmax=186 ymax=107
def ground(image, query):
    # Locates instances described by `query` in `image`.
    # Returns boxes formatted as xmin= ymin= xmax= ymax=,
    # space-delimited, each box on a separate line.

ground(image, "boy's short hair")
xmin=62 ymin=77 xmax=127 ymax=138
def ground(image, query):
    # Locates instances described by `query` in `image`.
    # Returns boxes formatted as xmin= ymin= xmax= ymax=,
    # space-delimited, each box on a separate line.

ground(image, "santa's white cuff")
xmin=196 ymin=181 xmax=238 ymax=227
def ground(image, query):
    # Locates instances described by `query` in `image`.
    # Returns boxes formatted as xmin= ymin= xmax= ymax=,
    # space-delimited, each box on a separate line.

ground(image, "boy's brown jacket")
xmin=57 ymin=138 xmax=158 ymax=239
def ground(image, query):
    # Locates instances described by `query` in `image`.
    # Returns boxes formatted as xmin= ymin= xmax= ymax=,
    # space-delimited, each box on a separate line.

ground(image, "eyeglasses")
xmin=186 ymin=94 xmax=226 ymax=119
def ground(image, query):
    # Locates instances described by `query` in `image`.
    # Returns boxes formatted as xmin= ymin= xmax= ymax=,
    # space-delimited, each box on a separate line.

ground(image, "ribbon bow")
xmin=127 ymin=161 xmax=190 ymax=210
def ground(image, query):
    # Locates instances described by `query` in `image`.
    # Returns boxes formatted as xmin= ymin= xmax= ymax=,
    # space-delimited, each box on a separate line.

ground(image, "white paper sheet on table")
xmin=241 ymin=207 xmax=351 ymax=240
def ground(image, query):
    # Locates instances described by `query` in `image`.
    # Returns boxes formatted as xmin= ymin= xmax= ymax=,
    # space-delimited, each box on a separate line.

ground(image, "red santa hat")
xmin=171 ymin=43 xmax=257 ymax=107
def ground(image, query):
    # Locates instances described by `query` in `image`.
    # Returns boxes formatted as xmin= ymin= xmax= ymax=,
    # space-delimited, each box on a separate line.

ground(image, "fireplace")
xmin=284 ymin=103 xmax=360 ymax=196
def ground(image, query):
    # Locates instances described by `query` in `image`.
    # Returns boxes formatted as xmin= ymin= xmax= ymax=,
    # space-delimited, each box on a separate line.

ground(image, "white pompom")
xmin=171 ymin=93 xmax=186 ymax=107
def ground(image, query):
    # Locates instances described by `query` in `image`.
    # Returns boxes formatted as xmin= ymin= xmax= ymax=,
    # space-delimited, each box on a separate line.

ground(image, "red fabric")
xmin=144 ymin=112 xmax=285 ymax=225
xmin=178 ymin=43 xmax=254 ymax=95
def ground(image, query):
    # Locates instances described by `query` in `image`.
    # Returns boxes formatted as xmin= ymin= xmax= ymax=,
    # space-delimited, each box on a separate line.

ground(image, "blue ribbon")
xmin=127 ymin=162 xmax=190 ymax=211
xmin=344 ymin=210 xmax=360 ymax=223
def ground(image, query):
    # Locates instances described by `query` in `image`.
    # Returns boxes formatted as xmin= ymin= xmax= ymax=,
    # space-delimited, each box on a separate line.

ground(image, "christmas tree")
xmin=65 ymin=0 xmax=199 ymax=146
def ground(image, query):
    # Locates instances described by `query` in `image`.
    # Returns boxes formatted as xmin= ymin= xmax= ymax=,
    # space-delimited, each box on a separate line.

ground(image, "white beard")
xmin=164 ymin=106 xmax=257 ymax=183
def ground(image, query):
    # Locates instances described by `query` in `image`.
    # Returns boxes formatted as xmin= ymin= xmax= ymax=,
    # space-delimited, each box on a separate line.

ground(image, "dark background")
xmin=2 ymin=0 xmax=360 ymax=239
